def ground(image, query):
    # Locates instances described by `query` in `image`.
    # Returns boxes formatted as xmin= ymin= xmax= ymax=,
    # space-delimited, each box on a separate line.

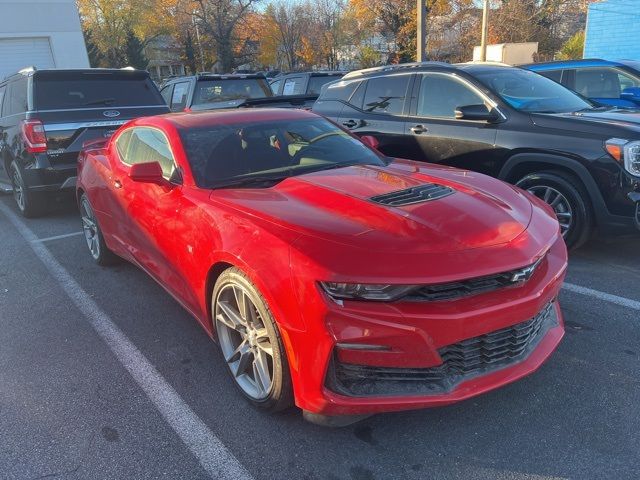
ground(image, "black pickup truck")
xmin=0 ymin=68 xmax=169 ymax=216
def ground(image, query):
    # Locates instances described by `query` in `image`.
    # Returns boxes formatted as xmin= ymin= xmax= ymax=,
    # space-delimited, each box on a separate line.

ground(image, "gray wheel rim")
xmin=526 ymin=185 xmax=573 ymax=237
xmin=215 ymin=283 xmax=274 ymax=400
xmin=80 ymin=199 xmax=101 ymax=260
xmin=11 ymin=166 xmax=25 ymax=211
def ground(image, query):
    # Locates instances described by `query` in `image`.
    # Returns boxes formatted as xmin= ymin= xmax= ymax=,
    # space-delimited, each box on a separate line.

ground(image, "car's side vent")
xmin=370 ymin=183 xmax=454 ymax=206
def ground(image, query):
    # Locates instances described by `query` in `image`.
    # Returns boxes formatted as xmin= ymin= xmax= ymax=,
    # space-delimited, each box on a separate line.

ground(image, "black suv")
xmin=270 ymin=71 xmax=344 ymax=96
xmin=0 ymin=67 xmax=168 ymax=217
xmin=160 ymin=74 xmax=273 ymax=112
xmin=313 ymin=62 xmax=640 ymax=248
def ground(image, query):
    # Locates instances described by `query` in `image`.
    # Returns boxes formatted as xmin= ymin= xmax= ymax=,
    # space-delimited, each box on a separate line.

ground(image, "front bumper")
xmin=285 ymin=235 xmax=567 ymax=417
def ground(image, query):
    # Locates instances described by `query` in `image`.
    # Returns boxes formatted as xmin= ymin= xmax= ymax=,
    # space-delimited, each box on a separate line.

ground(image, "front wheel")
xmin=213 ymin=267 xmax=293 ymax=412
xmin=516 ymin=170 xmax=593 ymax=250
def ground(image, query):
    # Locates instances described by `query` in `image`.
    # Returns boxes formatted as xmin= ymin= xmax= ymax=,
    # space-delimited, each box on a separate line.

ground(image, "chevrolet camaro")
xmin=76 ymin=109 xmax=567 ymax=425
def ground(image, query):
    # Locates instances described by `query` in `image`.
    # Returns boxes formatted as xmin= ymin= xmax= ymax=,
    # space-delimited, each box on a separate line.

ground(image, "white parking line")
xmin=35 ymin=231 xmax=84 ymax=243
xmin=0 ymin=202 xmax=253 ymax=480
xmin=563 ymin=282 xmax=640 ymax=311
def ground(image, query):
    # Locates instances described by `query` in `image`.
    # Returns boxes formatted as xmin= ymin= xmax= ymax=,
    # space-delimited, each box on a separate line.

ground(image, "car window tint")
xmin=307 ymin=75 xmax=342 ymax=95
xmin=0 ymin=85 xmax=6 ymax=116
xmin=125 ymin=127 xmax=175 ymax=178
xmin=170 ymin=81 xmax=189 ymax=111
xmin=417 ymin=74 xmax=484 ymax=118
xmin=192 ymin=79 xmax=271 ymax=106
xmin=617 ymin=71 xmax=640 ymax=91
xmin=348 ymin=81 xmax=365 ymax=109
xmin=7 ymin=77 xmax=28 ymax=115
xmin=115 ymin=129 xmax=133 ymax=159
xmin=160 ymin=85 xmax=173 ymax=105
xmin=321 ymin=79 xmax=361 ymax=102
xmin=362 ymin=75 xmax=409 ymax=115
xmin=538 ymin=70 xmax=562 ymax=83
xmin=283 ymin=77 xmax=304 ymax=95
xmin=574 ymin=68 xmax=635 ymax=98
xmin=270 ymin=79 xmax=281 ymax=94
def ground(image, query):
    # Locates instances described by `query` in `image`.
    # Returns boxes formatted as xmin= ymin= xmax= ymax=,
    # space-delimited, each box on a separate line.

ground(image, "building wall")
xmin=0 ymin=0 xmax=89 ymax=79
xmin=584 ymin=0 xmax=640 ymax=59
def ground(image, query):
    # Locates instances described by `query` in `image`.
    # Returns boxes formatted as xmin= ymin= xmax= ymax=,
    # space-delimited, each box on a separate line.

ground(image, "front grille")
xmin=370 ymin=183 xmax=454 ymax=206
xmin=327 ymin=302 xmax=557 ymax=397
xmin=405 ymin=257 xmax=544 ymax=302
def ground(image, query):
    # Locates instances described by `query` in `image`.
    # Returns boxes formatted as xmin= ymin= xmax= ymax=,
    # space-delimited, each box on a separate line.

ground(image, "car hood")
xmin=209 ymin=161 xmax=537 ymax=254
xmin=531 ymin=108 xmax=640 ymax=135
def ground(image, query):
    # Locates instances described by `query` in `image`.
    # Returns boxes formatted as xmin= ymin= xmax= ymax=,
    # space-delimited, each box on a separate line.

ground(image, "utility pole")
xmin=417 ymin=0 xmax=426 ymax=62
xmin=479 ymin=0 xmax=489 ymax=61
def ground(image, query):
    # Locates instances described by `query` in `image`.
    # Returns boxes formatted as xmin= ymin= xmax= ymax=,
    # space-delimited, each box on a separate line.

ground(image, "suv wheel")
xmin=516 ymin=170 xmax=593 ymax=250
xmin=10 ymin=161 xmax=44 ymax=218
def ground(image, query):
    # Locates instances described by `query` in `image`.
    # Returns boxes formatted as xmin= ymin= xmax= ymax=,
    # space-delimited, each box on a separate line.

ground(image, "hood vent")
xmin=370 ymin=183 xmax=454 ymax=206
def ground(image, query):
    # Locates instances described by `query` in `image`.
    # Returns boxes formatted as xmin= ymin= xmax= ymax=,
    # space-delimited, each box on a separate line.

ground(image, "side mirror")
xmin=621 ymin=87 xmax=640 ymax=103
xmin=455 ymin=104 xmax=501 ymax=122
xmin=360 ymin=135 xmax=380 ymax=150
xmin=129 ymin=161 xmax=168 ymax=186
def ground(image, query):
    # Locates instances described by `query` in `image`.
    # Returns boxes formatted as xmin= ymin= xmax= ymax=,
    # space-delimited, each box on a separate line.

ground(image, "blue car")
xmin=525 ymin=59 xmax=640 ymax=108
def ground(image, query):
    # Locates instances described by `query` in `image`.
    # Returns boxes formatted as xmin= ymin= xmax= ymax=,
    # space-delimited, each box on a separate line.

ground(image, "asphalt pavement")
xmin=0 ymin=195 xmax=638 ymax=480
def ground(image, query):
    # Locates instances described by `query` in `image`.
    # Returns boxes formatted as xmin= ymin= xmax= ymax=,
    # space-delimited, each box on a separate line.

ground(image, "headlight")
xmin=319 ymin=282 xmax=417 ymax=301
xmin=605 ymin=138 xmax=640 ymax=176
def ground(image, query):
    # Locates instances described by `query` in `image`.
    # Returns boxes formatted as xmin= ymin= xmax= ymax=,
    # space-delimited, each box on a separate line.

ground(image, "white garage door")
xmin=0 ymin=37 xmax=55 ymax=80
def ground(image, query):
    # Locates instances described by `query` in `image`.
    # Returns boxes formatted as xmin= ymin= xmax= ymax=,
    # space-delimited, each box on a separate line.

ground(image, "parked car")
xmin=0 ymin=67 xmax=168 ymax=217
xmin=77 ymin=108 xmax=566 ymax=425
xmin=524 ymin=59 xmax=640 ymax=108
xmin=160 ymin=73 xmax=273 ymax=112
xmin=313 ymin=62 xmax=640 ymax=249
xmin=270 ymin=71 xmax=344 ymax=96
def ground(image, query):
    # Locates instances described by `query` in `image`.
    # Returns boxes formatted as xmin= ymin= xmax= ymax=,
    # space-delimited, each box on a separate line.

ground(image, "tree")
xmin=124 ymin=30 xmax=148 ymax=69
xmin=556 ymin=30 xmax=584 ymax=60
xmin=183 ymin=30 xmax=198 ymax=73
xmin=357 ymin=45 xmax=380 ymax=68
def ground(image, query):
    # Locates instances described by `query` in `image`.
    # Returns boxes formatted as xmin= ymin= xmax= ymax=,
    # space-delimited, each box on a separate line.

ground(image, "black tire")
xmin=9 ymin=160 xmax=45 ymax=218
xmin=212 ymin=267 xmax=293 ymax=412
xmin=516 ymin=170 xmax=593 ymax=250
xmin=79 ymin=193 xmax=119 ymax=266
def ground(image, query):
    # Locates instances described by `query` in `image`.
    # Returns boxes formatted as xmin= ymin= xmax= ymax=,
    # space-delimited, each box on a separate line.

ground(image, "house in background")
xmin=585 ymin=0 xmax=640 ymax=59
xmin=0 ymin=0 xmax=89 ymax=79
xmin=144 ymin=35 xmax=186 ymax=83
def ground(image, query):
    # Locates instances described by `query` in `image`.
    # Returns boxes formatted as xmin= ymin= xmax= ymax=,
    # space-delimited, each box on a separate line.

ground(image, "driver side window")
xmin=117 ymin=127 xmax=176 ymax=178
xmin=417 ymin=74 xmax=485 ymax=118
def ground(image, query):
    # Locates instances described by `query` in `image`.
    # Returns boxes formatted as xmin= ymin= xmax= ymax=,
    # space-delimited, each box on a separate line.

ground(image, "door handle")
xmin=342 ymin=119 xmax=359 ymax=128
xmin=410 ymin=124 xmax=428 ymax=134
xmin=114 ymin=179 xmax=122 ymax=189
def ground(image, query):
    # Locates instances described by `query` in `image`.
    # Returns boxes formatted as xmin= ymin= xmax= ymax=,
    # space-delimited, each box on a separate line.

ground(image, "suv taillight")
xmin=21 ymin=119 xmax=47 ymax=153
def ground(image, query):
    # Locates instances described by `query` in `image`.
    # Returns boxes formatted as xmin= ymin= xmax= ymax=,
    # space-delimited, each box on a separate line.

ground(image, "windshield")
xmin=179 ymin=118 xmax=386 ymax=188
xmin=192 ymin=79 xmax=271 ymax=107
xmin=474 ymin=68 xmax=593 ymax=113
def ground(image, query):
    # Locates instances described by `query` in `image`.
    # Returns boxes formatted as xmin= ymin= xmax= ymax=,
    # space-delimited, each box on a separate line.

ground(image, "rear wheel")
xmin=516 ymin=170 xmax=593 ymax=249
xmin=80 ymin=193 xmax=118 ymax=266
xmin=10 ymin=161 xmax=44 ymax=218
xmin=213 ymin=267 xmax=293 ymax=412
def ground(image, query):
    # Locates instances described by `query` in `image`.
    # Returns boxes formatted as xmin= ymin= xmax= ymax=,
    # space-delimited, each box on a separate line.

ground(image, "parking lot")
xmin=0 ymin=194 xmax=637 ymax=480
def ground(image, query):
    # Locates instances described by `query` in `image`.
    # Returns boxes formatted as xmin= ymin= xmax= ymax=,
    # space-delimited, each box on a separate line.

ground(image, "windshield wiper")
xmin=84 ymin=98 xmax=116 ymax=107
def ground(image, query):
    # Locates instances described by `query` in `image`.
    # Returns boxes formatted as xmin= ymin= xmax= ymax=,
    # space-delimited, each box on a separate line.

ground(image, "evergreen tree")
xmin=184 ymin=30 xmax=197 ymax=74
xmin=124 ymin=30 xmax=148 ymax=70
xmin=84 ymin=29 xmax=104 ymax=68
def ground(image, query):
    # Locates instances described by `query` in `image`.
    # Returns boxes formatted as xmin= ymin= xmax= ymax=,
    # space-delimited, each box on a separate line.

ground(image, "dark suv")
xmin=313 ymin=62 xmax=640 ymax=248
xmin=0 ymin=67 xmax=168 ymax=217
xmin=270 ymin=71 xmax=344 ymax=96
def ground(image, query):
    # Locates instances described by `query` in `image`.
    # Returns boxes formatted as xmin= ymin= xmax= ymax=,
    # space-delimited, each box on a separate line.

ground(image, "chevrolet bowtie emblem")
xmin=510 ymin=256 xmax=545 ymax=283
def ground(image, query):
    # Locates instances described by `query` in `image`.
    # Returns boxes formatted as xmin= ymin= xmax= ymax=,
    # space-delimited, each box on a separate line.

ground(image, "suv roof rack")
xmin=342 ymin=61 xmax=451 ymax=79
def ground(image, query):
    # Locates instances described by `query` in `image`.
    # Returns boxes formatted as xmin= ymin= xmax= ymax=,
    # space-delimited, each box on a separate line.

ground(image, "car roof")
xmin=524 ymin=58 xmax=624 ymax=70
xmin=148 ymin=108 xmax=319 ymax=129
xmin=341 ymin=61 xmax=515 ymax=80
xmin=166 ymin=73 xmax=267 ymax=83
xmin=3 ymin=67 xmax=148 ymax=83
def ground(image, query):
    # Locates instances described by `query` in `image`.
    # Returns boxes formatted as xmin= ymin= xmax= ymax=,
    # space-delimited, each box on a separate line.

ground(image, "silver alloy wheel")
xmin=526 ymin=185 xmax=573 ymax=237
xmin=215 ymin=283 xmax=274 ymax=400
xmin=11 ymin=166 xmax=24 ymax=211
xmin=81 ymin=198 xmax=101 ymax=260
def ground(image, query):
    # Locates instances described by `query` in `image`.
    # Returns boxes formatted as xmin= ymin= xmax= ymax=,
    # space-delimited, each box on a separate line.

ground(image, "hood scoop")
xmin=370 ymin=183 xmax=454 ymax=207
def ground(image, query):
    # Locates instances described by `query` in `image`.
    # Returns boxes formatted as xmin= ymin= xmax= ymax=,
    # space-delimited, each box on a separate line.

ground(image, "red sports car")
xmin=77 ymin=109 xmax=567 ymax=425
